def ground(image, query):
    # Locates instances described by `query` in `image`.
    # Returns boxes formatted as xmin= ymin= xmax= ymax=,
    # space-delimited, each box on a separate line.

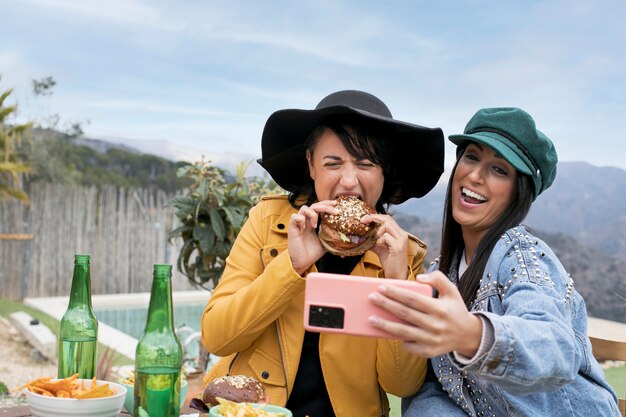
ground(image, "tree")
xmin=0 ymin=76 xmax=32 ymax=204
xmin=169 ymin=159 xmax=284 ymax=289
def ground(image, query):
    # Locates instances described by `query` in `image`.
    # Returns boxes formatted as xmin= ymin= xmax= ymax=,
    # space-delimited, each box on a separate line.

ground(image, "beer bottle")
xmin=134 ymin=264 xmax=183 ymax=417
xmin=58 ymin=254 xmax=98 ymax=378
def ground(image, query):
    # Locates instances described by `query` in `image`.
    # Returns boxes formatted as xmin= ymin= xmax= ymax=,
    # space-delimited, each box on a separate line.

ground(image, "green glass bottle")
xmin=134 ymin=264 xmax=182 ymax=417
xmin=58 ymin=254 xmax=98 ymax=379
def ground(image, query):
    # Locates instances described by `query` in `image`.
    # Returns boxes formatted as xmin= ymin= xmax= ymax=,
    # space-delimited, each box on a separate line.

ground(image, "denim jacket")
xmin=425 ymin=226 xmax=619 ymax=417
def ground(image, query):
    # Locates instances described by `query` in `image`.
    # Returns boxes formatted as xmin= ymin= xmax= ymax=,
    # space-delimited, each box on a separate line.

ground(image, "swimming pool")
xmin=24 ymin=291 xmax=211 ymax=361
xmin=94 ymin=303 xmax=205 ymax=340
xmin=94 ymin=301 xmax=206 ymax=363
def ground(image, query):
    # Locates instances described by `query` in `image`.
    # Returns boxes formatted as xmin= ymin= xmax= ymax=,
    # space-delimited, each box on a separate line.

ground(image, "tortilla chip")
xmin=16 ymin=374 xmax=116 ymax=400
xmin=75 ymin=383 xmax=114 ymax=399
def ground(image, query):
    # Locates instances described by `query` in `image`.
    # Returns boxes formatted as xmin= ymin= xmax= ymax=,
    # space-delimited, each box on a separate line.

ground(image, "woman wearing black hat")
xmin=200 ymin=90 xmax=445 ymax=417
xmin=367 ymin=107 xmax=620 ymax=416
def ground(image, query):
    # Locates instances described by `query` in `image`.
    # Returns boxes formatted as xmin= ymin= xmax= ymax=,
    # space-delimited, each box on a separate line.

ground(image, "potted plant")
xmin=169 ymin=159 xmax=283 ymax=289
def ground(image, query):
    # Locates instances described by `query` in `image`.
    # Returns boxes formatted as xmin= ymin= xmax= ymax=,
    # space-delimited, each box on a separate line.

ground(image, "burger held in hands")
xmin=318 ymin=195 xmax=379 ymax=256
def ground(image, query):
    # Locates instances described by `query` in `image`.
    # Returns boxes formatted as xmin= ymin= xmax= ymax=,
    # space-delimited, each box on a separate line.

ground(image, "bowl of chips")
xmin=19 ymin=375 xmax=126 ymax=417
xmin=208 ymin=398 xmax=292 ymax=417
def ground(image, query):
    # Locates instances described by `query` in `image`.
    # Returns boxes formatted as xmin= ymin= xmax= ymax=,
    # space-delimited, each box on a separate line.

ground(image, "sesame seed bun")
xmin=318 ymin=195 xmax=379 ymax=256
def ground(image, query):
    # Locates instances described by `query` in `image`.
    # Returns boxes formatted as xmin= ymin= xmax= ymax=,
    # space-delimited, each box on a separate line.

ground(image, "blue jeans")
xmin=402 ymin=382 xmax=467 ymax=417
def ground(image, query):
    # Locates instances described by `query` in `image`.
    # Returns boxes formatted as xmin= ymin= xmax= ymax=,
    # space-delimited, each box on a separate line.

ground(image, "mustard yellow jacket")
xmin=201 ymin=195 xmax=428 ymax=417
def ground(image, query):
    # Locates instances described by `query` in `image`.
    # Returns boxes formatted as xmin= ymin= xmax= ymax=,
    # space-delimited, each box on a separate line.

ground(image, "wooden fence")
xmin=0 ymin=183 xmax=196 ymax=300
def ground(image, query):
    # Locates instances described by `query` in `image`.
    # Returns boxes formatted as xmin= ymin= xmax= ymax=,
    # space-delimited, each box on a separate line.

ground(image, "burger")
xmin=318 ymin=195 xmax=379 ymax=256
xmin=189 ymin=375 xmax=267 ymax=412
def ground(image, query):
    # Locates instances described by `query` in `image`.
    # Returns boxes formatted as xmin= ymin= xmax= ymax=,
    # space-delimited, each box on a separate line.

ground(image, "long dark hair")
xmin=287 ymin=117 xmax=394 ymax=214
xmin=439 ymin=144 xmax=534 ymax=306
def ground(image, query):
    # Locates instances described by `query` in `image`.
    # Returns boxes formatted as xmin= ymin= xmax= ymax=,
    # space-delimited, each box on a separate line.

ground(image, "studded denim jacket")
xmin=429 ymin=226 xmax=620 ymax=417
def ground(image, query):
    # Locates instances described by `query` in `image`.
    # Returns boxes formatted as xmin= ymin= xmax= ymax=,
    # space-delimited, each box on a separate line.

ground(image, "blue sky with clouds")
xmin=1 ymin=0 xmax=625 ymax=170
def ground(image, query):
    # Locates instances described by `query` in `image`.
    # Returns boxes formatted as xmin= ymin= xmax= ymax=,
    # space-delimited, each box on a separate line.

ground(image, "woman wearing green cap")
xmin=367 ymin=107 xmax=620 ymax=416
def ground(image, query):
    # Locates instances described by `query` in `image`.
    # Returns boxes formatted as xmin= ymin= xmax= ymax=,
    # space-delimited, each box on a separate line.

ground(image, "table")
xmin=0 ymin=405 xmax=200 ymax=416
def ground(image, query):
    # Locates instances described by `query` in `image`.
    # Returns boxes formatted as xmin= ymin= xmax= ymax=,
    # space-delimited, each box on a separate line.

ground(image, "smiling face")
xmin=307 ymin=127 xmax=384 ymax=208
xmin=451 ymin=142 xmax=518 ymax=245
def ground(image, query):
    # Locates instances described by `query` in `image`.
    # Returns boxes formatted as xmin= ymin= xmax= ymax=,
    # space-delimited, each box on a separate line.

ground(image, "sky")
xmin=1 ymin=0 xmax=625 ymax=172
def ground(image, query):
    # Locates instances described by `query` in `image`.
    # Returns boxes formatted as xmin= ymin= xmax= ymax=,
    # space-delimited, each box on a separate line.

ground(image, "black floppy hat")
xmin=257 ymin=90 xmax=445 ymax=204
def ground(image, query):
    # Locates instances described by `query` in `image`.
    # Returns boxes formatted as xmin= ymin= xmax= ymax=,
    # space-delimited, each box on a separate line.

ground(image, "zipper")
xmin=378 ymin=384 xmax=389 ymax=417
xmin=275 ymin=320 xmax=290 ymax=403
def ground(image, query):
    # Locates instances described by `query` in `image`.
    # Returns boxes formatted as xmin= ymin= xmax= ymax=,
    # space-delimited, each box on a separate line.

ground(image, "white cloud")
xmin=2 ymin=0 xmax=625 ymax=170
xmin=83 ymin=99 xmax=234 ymax=117
xmin=14 ymin=0 xmax=183 ymax=31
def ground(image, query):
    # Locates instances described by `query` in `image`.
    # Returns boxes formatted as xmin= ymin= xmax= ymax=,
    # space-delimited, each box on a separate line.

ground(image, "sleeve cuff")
xmin=452 ymin=313 xmax=495 ymax=365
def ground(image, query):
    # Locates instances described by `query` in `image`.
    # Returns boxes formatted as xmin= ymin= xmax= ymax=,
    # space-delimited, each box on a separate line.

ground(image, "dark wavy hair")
xmin=287 ymin=117 xmax=396 ymax=214
xmin=439 ymin=144 xmax=534 ymax=306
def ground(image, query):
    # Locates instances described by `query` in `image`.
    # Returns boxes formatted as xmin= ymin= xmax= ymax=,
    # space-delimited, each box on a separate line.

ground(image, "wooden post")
xmin=0 ymin=234 xmax=33 ymax=240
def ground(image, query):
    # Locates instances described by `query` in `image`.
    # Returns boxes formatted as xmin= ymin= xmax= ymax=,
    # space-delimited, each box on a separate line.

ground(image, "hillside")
xmin=20 ymin=133 xmax=623 ymax=322
xmin=24 ymin=130 xmax=190 ymax=193
xmin=399 ymin=161 xmax=626 ymax=260
xmin=537 ymin=230 xmax=626 ymax=322
xmin=394 ymin=212 xmax=625 ymax=323
xmin=528 ymin=162 xmax=626 ymax=258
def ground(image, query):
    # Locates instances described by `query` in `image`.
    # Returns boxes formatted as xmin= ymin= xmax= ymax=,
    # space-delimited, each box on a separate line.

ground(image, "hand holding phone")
xmin=304 ymin=272 xmax=432 ymax=338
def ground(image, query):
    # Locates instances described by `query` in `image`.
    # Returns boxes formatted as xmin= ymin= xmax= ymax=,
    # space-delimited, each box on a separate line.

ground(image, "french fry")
xmin=216 ymin=397 xmax=286 ymax=417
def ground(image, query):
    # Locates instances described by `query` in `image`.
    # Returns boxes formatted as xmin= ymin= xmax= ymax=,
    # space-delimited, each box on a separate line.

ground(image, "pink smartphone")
xmin=304 ymin=272 xmax=432 ymax=338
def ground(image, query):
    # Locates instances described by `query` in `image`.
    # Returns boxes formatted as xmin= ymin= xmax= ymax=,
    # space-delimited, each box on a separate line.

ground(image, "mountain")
xmin=84 ymin=136 xmax=626 ymax=262
xmin=392 ymin=162 xmax=626 ymax=323
xmin=74 ymin=137 xmax=142 ymax=155
xmin=528 ymin=162 xmax=626 ymax=258
xmin=79 ymin=136 xmax=625 ymax=322
xmin=87 ymin=136 xmax=269 ymax=178
xmin=26 ymin=131 xmax=190 ymax=193
xmin=398 ymin=161 xmax=626 ymax=260
xmin=393 ymin=212 xmax=626 ymax=323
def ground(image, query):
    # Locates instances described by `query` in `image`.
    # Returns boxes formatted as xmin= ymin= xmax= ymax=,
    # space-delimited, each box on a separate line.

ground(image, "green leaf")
xmin=208 ymin=207 xmax=226 ymax=241
xmin=0 ymin=185 xmax=29 ymax=203
xmin=198 ymin=178 xmax=209 ymax=200
xmin=213 ymin=241 xmax=233 ymax=259
xmin=177 ymin=239 xmax=196 ymax=278
xmin=0 ymin=88 xmax=14 ymax=106
xmin=0 ymin=162 xmax=31 ymax=173
xmin=222 ymin=206 xmax=247 ymax=231
xmin=194 ymin=223 xmax=215 ymax=254
xmin=338 ymin=231 xmax=350 ymax=242
xmin=168 ymin=224 xmax=193 ymax=241
xmin=170 ymin=195 xmax=195 ymax=208
xmin=0 ymin=105 xmax=17 ymax=120
xmin=170 ymin=196 xmax=197 ymax=220
xmin=176 ymin=165 xmax=192 ymax=178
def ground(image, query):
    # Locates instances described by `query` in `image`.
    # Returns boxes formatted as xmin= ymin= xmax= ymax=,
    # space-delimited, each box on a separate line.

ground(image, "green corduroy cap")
xmin=449 ymin=107 xmax=558 ymax=199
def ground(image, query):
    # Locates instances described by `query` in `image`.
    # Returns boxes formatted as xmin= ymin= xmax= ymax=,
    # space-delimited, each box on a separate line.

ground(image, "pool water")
xmin=94 ymin=303 xmax=206 ymax=340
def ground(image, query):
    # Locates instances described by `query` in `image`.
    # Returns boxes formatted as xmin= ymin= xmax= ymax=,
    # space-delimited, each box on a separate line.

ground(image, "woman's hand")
xmin=361 ymin=213 xmax=409 ymax=279
xmin=367 ymin=271 xmax=483 ymax=358
xmin=288 ymin=200 xmax=337 ymax=275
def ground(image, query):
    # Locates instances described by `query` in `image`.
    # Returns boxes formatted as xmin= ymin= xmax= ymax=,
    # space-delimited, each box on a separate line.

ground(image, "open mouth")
xmin=335 ymin=193 xmax=361 ymax=200
xmin=461 ymin=187 xmax=487 ymax=204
